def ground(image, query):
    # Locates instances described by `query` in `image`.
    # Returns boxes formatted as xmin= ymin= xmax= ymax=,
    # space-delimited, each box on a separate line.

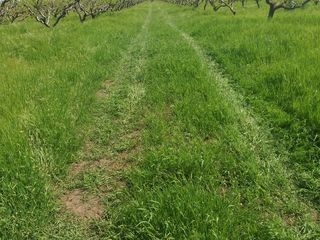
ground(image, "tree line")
xmin=0 ymin=0 xmax=144 ymax=27
xmin=163 ymin=0 xmax=319 ymax=18
xmin=0 ymin=0 xmax=318 ymax=28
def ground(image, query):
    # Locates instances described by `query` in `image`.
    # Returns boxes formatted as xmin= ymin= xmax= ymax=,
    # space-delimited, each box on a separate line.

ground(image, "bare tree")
xmin=0 ymin=0 xmax=11 ymax=22
xmin=23 ymin=0 xmax=79 ymax=27
xmin=203 ymin=0 xmax=236 ymax=14
xmin=74 ymin=0 xmax=112 ymax=22
xmin=112 ymin=0 xmax=145 ymax=11
xmin=0 ymin=0 xmax=144 ymax=27
xmin=214 ymin=0 xmax=236 ymax=14
xmin=7 ymin=1 xmax=27 ymax=23
xmin=74 ymin=0 xmax=144 ymax=23
xmin=266 ymin=0 xmax=311 ymax=18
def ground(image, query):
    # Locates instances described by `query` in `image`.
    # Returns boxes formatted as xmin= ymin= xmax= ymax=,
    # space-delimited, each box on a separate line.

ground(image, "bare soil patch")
xmin=69 ymin=161 xmax=89 ymax=176
xmin=61 ymin=189 xmax=104 ymax=219
xmin=96 ymin=80 xmax=114 ymax=98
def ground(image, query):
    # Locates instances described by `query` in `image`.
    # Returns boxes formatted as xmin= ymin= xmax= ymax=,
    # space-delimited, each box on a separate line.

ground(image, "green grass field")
xmin=0 ymin=2 xmax=319 ymax=239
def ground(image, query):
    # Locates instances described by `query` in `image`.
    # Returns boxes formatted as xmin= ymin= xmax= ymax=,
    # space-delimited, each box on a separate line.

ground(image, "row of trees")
xmin=163 ymin=0 xmax=318 ymax=18
xmin=0 ymin=0 xmax=318 ymax=26
xmin=0 ymin=0 xmax=144 ymax=27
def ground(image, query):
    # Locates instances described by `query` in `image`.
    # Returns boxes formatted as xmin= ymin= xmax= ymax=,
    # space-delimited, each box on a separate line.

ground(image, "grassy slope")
xmin=0 ymin=2 xmax=319 ymax=239
xmin=0 ymin=6 xmax=148 ymax=239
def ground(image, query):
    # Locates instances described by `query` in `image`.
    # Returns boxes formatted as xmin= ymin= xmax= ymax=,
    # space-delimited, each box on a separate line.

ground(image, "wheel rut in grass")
xmin=158 ymin=5 xmax=319 ymax=230
xmin=160 ymin=8 xmax=279 ymax=167
xmin=52 ymin=3 xmax=319 ymax=237
xmin=57 ymin=3 xmax=152 ymax=227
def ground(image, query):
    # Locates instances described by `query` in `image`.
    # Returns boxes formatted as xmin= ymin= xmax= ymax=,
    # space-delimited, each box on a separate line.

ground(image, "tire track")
xmin=159 ymin=6 xmax=285 ymax=179
xmin=66 ymin=2 xmax=152 ymax=216
xmin=51 ymin=4 xmax=153 ymax=238
xmin=157 ymin=5 xmax=318 ymax=228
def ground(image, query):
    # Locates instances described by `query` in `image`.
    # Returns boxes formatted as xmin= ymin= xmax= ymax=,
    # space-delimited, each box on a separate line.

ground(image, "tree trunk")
xmin=255 ymin=0 xmax=260 ymax=8
xmin=204 ymin=0 xmax=208 ymax=9
xmin=268 ymin=4 xmax=276 ymax=18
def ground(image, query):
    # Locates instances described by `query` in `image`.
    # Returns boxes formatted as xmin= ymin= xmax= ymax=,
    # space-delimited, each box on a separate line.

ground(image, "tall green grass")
xmin=0 ymin=7 xmax=148 ymax=239
xmin=1 ymin=2 xmax=319 ymax=239
xmin=162 ymin=2 xmax=320 ymax=209
xmin=95 ymin=3 xmax=320 ymax=239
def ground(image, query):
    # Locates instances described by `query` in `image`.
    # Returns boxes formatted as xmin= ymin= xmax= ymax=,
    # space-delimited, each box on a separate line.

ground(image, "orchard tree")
xmin=23 ymin=0 xmax=79 ymax=27
xmin=117 ymin=0 xmax=146 ymax=9
xmin=3 ymin=0 xmax=27 ymax=23
xmin=203 ymin=0 xmax=236 ymax=14
xmin=166 ymin=0 xmax=315 ymax=18
xmin=266 ymin=0 xmax=311 ymax=18
xmin=214 ymin=0 xmax=236 ymax=14
xmin=74 ymin=0 xmax=144 ymax=23
xmin=0 ymin=0 xmax=144 ymax=27
xmin=74 ymin=0 xmax=112 ymax=22
xmin=0 ymin=0 xmax=11 ymax=22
